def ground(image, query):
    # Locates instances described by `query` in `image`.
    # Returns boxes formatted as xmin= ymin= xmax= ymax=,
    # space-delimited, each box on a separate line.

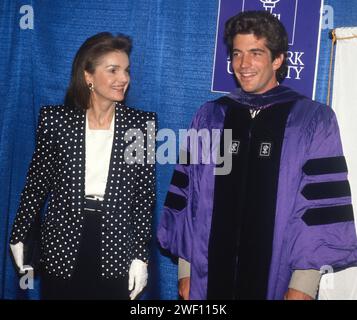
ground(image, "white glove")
xmin=9 ymin=241 xmax=34 ymax=274
xmin=128 ymin=259 xmax=148 ymax=300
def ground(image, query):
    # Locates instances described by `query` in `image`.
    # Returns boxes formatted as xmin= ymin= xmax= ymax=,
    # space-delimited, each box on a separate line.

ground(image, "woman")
xmin=9 ymin=32 xmax=156 ymax=300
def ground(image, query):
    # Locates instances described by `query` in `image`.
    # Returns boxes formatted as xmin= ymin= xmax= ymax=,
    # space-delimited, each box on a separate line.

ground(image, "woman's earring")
xmin=88 ymin=83 xmax=94 ymax=92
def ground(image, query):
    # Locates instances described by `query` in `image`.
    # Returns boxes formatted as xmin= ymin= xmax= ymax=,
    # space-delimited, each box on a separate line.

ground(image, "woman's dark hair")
xmin=224 ymin=11 xmax=288 ymax=82
xmin=64 ymin=32 xmax=132 ymax=110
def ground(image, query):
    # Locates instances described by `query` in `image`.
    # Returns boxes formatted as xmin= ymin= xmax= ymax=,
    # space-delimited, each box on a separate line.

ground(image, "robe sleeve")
xmin=288 ymin=104 xmax=357 ymax=271
xmin=157 ymin=106 xmax=206 ymax=262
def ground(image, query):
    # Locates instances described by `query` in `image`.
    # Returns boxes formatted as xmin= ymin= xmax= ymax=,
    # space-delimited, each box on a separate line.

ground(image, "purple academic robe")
xmin=157 ymin=86 xmax=357 ymax=299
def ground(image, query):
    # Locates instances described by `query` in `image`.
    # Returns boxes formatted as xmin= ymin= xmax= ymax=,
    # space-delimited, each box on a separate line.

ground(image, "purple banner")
xmin=211 ymin=0 xmax=323 ymax=98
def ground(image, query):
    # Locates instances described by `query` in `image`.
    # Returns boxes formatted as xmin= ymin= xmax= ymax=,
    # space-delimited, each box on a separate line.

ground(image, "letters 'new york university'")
xmin=212 ymin=0 xmax=323 ymax=99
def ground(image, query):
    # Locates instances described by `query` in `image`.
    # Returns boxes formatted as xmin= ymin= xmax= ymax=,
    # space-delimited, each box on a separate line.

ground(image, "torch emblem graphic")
xmin=260 ymin=0 xmax=280 ymax=13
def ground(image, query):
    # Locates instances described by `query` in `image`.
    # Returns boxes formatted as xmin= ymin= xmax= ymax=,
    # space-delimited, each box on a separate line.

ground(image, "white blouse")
xmin=85 ymin=113 xmax=115 ymax=200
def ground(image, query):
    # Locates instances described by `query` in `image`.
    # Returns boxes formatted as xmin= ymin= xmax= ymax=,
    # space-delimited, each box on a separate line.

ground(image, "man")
xmin=157 ymin=11 xmax=357 ymax=300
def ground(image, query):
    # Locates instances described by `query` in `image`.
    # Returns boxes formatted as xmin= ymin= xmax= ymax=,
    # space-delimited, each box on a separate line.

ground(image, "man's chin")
xmin=240 ymin=86 xmax=257 ymax=94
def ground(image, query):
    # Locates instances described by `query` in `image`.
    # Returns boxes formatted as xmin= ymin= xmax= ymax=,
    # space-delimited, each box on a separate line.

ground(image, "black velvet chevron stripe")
xmin=303 ymin=156 xmax=347 ymax=175
xmin=171 ymin=170 xmax=189 ymax=189
xmin=302 ymin=181 xmax=351 ymax=200
xmin=302 ymin=205 xmax=354 ymax=226
xmin=164 ymin=192 xmax=187 ymax=211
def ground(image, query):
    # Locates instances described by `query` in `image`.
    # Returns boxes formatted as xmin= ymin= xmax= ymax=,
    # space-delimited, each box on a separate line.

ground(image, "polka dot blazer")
xmin=10 ymin=103 xmax=156 ymax=279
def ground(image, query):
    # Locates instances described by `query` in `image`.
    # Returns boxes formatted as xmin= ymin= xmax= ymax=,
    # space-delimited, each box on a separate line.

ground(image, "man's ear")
xmin=272 ymin=53 xmax=284 ymax=71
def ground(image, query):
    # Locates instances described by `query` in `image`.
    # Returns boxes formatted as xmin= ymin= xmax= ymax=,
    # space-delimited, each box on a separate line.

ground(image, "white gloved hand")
xmin=9 ymin=241 xmax=34 ymax=274
xmin=128 ymin=259 xmax=148 ymax=300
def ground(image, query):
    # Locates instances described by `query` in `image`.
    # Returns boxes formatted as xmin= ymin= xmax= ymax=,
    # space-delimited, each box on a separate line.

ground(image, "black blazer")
xmin=10 ymin=103 xmax=156 ymax=279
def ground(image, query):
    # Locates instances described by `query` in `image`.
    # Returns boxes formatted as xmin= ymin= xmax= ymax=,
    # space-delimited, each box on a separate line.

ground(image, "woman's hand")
xmin=10 ymin=241 xmax=34 ymax=274
xmin=128 ymin=259 xmax=148 ymax=300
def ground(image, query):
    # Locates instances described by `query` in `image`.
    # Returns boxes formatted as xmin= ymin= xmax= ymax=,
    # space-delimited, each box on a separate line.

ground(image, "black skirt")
xmin=41 ymin=207 xmax=129 ymax=300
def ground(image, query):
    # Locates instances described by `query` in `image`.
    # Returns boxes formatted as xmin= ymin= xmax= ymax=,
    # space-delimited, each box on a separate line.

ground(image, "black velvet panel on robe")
xmin=207 ymin=99 xmax=294 ymax=300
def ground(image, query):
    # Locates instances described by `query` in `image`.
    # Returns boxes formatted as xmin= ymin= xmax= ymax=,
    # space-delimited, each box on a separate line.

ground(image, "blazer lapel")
xmin=71 ymin=104 xmax=131 ymax=214
xmin=102 ymin=104 xmax=127 ymax=212
xmin=71 ymin=109 xmax=86 ymax=216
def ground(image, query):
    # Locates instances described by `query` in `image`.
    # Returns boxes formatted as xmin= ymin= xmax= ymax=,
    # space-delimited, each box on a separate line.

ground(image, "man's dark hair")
xmin=64 ymin=32 xmax=132 ymax=111
xmin=224 ymin=11 xmax=288 ymax=82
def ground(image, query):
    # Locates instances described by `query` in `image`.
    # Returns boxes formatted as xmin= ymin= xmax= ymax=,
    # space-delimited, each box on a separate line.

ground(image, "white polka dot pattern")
xmin=10 ymin=104 xmax=156 ymax=279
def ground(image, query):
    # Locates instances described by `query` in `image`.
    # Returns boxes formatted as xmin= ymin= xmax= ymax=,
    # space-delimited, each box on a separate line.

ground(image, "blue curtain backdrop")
xmin=0 ymin=0 xmax=356 ymax=300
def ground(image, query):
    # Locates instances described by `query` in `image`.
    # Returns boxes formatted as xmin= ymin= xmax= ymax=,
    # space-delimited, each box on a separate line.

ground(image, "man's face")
xmin=231 ymin=34 xmax=283 ymax=94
